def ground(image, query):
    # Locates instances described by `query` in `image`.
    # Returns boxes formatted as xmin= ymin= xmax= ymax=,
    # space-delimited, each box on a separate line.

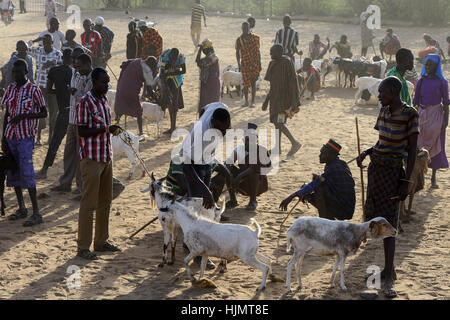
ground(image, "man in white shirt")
xmin=30 ymin=17 xmax=65 ymax=51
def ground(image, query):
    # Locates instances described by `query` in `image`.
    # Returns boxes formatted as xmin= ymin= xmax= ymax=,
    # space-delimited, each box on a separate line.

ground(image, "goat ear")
xmin=151 ymin=172 xmax=155 ymax=182
xmin=141 ymin=186 xmax=150 ymax=193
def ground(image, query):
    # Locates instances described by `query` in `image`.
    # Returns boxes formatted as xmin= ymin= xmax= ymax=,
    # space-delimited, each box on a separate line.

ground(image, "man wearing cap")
xmin=139 ymin=20 xmax=163 ymax=60
xmin=280 ymin=139 xmax=356 ymax=221
xmin=94 ymin=16 xmax=114 ymax=69
xmin=210 ymin=123 xmax=271 ymax=211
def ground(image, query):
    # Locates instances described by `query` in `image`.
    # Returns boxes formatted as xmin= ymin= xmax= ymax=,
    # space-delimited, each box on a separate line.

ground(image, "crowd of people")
xmin=0 ymin=0 xmax=448 ymax=299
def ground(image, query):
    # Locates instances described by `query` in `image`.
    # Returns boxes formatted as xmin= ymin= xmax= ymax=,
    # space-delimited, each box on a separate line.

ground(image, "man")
xmin=62 ymin=29 xmax=90 ymax=54
xmin=211 ymin=123 xmax=271 ymax=211
xmin=180 ymin=102 xmax=231 ymax=268
xmin=19 ymin=0 xmax=25 ymax=13
xmin=45 ymin=0 xmax=55 ymax=29
xmin=35 ymin=49 xmax=73 ymax=179
xmin=31 ymin=17 xmax=65 ymax=51
xmin=28 ymin=34 xmax=62 ymax=145
xmin=1 ymin=59 xmax=48 ymax=227
xmin=299 ymin=58 xmax=321 ymax=100
xmin=309 ymin=34 xmax=330 ymax=60
xmin=190 ymin=0 xmax=206 ymax=49
xmin=421 ymin=34 xmax=446 ymax=61
xmin=115 ymin=56 xmax=160 ymax=137
xmin=280 ymin=139 xmax=356 ymax=221
xmin=274 ymin=15 xmax=301 ymax=63
xmin=357 ymin=77 xmax=419 ymax=298
xmin=93 ymin=16 xmax=114 ymax=69
xmin=236 ymin=22 xmax=261 ymax=108
xmin=139 ymin=20 xmax=163 ymax=60
xmin=75 ymin=68 xmax=122 ymax=260
xmin=262 ymin=44 xmax=302 ymax=158
xmin=5 ymin=41 xmax=34 ymax=87
xmin=247 ymin=16 xmax=255 ymax=33
xmin=50 ymin=51 xmax=89 ymax=194
xmin=380 ymin=29 xmax=401 ymax=61
xmin=126 ymin=21 xmax=142 ymax=60
xmin=81 ymin=18 xmax=103 ymax=69
xmin=386 ymin=48 xmax=415 ymax=106
xmin=360 ymin=9 xmax=375 ymax=57
xmin=329 ymin=35 xmax=353 ymax=59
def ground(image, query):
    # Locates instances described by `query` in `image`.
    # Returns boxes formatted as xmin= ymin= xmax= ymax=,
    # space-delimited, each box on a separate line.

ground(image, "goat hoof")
xmin=341 ymin=286 xmax=347 ymax=291
xmin=256 ymin=286 xmax=266 ymax=292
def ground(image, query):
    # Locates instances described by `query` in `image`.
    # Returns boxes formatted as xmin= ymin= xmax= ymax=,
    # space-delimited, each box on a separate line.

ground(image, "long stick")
xmin=106 ymin=62 xmax=118 ymax=81
xmin=129 ymin=216 xmax=158 ymax=239
xmin=356 ymin=117 xmax=366 ymax=221
xmin=280 ymin=198 xmax=301 ymax=227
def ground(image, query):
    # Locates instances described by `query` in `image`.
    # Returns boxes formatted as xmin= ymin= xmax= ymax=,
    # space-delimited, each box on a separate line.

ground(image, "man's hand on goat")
xmin=107 ymin=125 xmax=123 ymax=136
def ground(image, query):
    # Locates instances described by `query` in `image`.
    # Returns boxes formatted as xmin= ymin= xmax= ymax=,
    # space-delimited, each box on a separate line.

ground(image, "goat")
xmin=159 ymin=201 xmax=271 ymax=291
xmin=107 ymin=89 xmax=116 ymax=111
xmin=221 ymin=71 xmax=242 ymax=98
xmin=355 ymin=77 xmax=414 ymax=106
xmin=329 ymin=57 xmax=355 ymax=88
xmin=111 ymin=131 xmax=144 ymax=180
xmin=400 ymin=148 xmax=430 ymax=224
xmin=285 ymin=217 xmax=396 ymax=292
xmin=142 ymin=102 xmax=164 ymax=138
xmin=142 ymin=174 xmax=225 ymax=267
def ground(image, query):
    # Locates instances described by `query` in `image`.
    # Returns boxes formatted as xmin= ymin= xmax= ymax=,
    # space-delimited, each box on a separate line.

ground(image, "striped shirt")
xmin=81 ymin=31 xmax=102 ymax=57
xmin=275 ymin=27 xmax=299 ymax=56
xmin=76 ymin=91 xmax=112 ymax=163
xmin=69 ymin=70 xmax=92 ymax=125
xmin=373 ymin=104 xmax=419 ymax=158
xmin=28 ymin=46 xmax=63 ymax=88
xmin=1 ymin=81 xmax=45 ymax=140
xmin=96 ymin=26 xmax=115 ymax=56
xmin=191 ymin=3 xmax=205 ymax=26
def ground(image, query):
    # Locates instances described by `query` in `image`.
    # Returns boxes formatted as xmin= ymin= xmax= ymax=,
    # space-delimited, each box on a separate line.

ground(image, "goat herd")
xmin=140 ymin=174 xmax=397 ymax=293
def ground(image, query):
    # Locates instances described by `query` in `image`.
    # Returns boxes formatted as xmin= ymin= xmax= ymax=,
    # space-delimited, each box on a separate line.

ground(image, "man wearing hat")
xmin=94 ymin=16 xmax=114 ymax=69
xmin=280 ymin=139 xmax=356 ymax=220
xmin=211 ymin=123 xmax=272 ymax=211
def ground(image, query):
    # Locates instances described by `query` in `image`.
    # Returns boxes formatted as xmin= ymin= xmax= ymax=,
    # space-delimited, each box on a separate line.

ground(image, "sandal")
xmin=23 ymin=214 xmax=43 ymax=227
xmin=77 ymin=249 xmax=98 ymax=260
xmin=8 ymin=208 xmax=28 ymax=221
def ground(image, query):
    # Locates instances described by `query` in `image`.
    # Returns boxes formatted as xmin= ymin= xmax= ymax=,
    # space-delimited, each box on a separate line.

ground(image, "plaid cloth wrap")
xmin=236 ymin=34 xmax=261 ymax=88
xmin=365 ymin=153 xmax=405 ymax=229
xmin=141 ymin=28 xmax=163 ymax=60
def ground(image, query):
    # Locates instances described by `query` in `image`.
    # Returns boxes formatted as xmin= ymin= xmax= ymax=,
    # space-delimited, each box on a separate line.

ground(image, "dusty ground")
xmin=0 ymin=10 xmax=449 ymax=300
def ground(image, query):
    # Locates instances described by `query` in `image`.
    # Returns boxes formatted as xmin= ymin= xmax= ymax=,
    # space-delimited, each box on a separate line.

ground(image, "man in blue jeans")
xmin=180 ymin=102 xmax=231 ymax=269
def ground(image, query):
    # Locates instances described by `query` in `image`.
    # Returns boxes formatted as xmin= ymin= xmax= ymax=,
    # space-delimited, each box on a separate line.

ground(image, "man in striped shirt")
xmin=1 ymin=59 xmax=48 ymax=226
xmin=81 ymin=19 xmax=103 ymax=69
xmin=357 ymin=76 xmax=419 ymax=299
xmin=76 ymin=68 xmax=122 ymax=260
xmin=274 ymin=15 xmax=301 ymax=63
xmin=191 ymin=0 xmax=206 ymax=48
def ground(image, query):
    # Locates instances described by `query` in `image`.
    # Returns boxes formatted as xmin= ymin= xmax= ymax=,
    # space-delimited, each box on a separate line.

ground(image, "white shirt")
xmin=1 ymin=0 xmax=10 ymax=10
xmin=141 ymin=60 xmax=159 ymax=87
xmin=180 ymin=102 xmax=230 ymax=165
xmin=39 ymin=30 xmax=65 ymax=51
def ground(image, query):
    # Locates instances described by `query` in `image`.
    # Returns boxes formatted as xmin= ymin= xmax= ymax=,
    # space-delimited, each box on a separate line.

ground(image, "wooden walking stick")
xmin=280 ymin=198 xmax=301 ymax=228
xmin=129 ymin=216 xmax=159 ymax=239
xmin=356 ymin=117 xmax=366 ymax=221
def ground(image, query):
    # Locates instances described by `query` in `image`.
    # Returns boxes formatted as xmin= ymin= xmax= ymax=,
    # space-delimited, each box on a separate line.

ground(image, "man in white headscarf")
xmin=93 ymin=16 xmax=115 ymax=69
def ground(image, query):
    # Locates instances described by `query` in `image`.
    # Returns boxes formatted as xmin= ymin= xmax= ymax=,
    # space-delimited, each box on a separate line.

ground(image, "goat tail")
xmin=286 ymin=233 xmax=293 ymax=253
xmin=250 ymin=218 xmax=261 ymax=238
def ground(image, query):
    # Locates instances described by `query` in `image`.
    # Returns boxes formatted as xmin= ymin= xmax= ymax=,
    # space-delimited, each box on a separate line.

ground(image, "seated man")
xmin=298 ymin=58 xmax=321 ymax=100
xmin=309 ymin=34 xmax=330 ymax=60
xmin=329 ymin=35 xmax=352 ymax=59
xmin=280 ymin=139 xmax=356 ymax=220
xmin=210 ymin=123 xmax=271 ymax=211
xmin=379 ymin=29 xmax=401 ymax=61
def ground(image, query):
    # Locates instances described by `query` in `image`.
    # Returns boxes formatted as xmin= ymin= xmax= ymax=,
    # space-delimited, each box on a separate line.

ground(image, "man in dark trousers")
xmin=36 ymin=48 xmax=73 ymax=179
xmin=357 ymin=77 xmax=419 ymax=298
xmin=280 ymin=139 xmax=356 ymax=221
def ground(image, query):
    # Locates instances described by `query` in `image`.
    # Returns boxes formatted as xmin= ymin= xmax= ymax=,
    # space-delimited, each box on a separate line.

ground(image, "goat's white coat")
xmin=355 ymin=77 xmax=414 ymax=106
xmin=142 ymin=102 xmax=164 ymax=137
xmin=111 ymin=131 xmax=142 ymax=179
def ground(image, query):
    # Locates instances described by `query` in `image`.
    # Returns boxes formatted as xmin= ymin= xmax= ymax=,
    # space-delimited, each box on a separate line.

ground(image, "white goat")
xmin=355 ymin=77 xmax=414 ymax=106
xmin=221 ymin=71 xmax=243 ymax=98
xmin=111 ymin=131 xmax=144 ymax=179
xmin=107 ymin=89 xmax=116 ymax=110
xmin=142 ymin=102 xmax=164 ymax=138
xmin=285 ymin=217 xmax=397 ymax=292
xmin=159 ymin=201 xmax=271 ymax=291
xmin=142 ymin=175 xmax=225 ymax=267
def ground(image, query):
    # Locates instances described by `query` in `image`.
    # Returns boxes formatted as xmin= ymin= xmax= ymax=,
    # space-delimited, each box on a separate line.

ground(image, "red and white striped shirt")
xmin=81 ymin=31 xmax=102 ymax=57
xmin=1 ymin=81 xmax=45 ymax=140
xmin=76 ymin=91 xmax=112 ymax=163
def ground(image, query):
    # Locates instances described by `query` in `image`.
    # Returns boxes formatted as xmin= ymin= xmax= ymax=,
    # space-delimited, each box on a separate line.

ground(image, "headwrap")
xmin=201 ymin=39 xmax=213 ymax=49
xmin=421 ymin=54 xmax=446 ymax=81
xmin=95 ymin=16 xmax=104 ymax=26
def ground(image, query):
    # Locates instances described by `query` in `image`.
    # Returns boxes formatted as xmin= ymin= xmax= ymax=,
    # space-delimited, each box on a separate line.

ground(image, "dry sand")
xmin=0 ymin=9 xmax=449 ymax=300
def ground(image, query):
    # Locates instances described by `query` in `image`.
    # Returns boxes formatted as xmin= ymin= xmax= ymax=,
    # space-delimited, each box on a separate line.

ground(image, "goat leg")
xmin=184 ymin=252 xmax=198 ymax=282
xmin=218 ymin=259 xmax=227 ymax=274
xmin=330 ymin=256 xmax=339 ymax=288
xmin=168 ymin=231 xmax=178 ymax=265
xmin=199 ymin=255 xmax=208 ymax=279
xmin=339 ymin=255 xmax=347 ymax=290
xmin=407 ymin=192 xmax=415 ymax=223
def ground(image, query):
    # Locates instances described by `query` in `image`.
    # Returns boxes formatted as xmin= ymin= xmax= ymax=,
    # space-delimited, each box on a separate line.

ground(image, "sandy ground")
xmin=0 ymin=10 xmax=449 ymax=300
